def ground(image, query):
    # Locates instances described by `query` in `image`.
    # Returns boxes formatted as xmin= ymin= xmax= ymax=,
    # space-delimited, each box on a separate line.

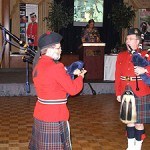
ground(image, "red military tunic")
xmin=115 ymin=50 xmax=150 ymax=97
xmin=33 ymin=55 xmax=83 ymax=122
xmin=27 ymin=22 xmax=38 ymax=46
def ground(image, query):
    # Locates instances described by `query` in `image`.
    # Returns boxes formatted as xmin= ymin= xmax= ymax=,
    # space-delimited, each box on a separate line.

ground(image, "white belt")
xmin=38 ymin=97 xmax=67 ymax=104
xmin=120 ymin=76 xmax=142 ymax=81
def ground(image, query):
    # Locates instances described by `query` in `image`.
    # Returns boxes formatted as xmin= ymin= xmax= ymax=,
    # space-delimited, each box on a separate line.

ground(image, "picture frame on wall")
xmin=139 ymin=8 xmax=150 ymax=49
xmin=19 ymin=3 xmax=38 ymax=45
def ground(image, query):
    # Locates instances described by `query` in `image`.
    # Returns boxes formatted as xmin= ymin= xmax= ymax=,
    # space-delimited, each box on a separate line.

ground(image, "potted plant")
xmin=111 ymin=2 xmax=136 ymax=47
xmin=44 ymin=1 xmax=73 ymax=32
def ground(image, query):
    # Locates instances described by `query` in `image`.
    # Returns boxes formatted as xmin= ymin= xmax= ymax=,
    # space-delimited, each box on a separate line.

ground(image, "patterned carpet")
xmin=0 ymin=95 xmax=150 ymax=150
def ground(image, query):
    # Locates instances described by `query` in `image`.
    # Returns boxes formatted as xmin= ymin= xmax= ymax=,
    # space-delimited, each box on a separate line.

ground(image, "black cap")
xmin=30 ymin=12 xmax=36 ymax=17
xmin=33 ymin=31 xmax=62 ymax=69
xmin=127 ymin=28 xmax=141 ymax=36
xmin=38 ymin=31 xmax=62 ymax=49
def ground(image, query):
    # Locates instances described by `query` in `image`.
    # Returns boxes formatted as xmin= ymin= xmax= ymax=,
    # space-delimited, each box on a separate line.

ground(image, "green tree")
xmin=111 ymin=2 xmax=136 ymax=44
xmin=44 ymin=1 xmax=73 ymax=32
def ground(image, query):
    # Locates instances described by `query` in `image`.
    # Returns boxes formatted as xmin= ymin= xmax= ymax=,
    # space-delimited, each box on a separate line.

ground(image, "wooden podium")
xmin=79 ymin=43 xmax=106 ymax=81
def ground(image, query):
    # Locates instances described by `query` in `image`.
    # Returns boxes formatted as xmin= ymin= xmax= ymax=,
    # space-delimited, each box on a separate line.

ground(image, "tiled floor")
xmin=0 ymin=95 xmax=150 ymax=150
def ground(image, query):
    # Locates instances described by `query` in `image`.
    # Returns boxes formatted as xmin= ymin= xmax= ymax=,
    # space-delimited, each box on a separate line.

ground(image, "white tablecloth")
xmin=104 ymin=54 xmax=118 ymax=81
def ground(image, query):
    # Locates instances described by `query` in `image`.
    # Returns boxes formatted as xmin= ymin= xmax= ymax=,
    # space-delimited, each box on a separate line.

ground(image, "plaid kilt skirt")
xmin=136 ymin=94 xmax=150 ymax=124
xmin=29 ymin=118 xmax=72 ymax=150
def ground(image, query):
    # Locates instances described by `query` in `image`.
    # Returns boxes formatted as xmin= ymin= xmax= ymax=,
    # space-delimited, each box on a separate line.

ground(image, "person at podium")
xmin=81 ymin=19 xmax=101 ymax=43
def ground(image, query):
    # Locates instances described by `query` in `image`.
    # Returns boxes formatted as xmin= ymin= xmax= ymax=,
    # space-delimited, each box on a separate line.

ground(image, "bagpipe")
xmin=129 ymin=27 xmax=150 ymax=87
xmin=129 ymin=45 xmax=150 ymax=86
xmin=66 ymin=61 xmax=96 ymax=95
xmin=0 ymin=24 xmax=96 ymax=94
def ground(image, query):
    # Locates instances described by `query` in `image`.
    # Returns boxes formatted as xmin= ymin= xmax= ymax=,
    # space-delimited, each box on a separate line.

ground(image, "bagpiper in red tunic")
xmin=115 ymin=49 xmax=150 ymax=97
xmin=29 ymin=31 xmax=86 ymax=150
xmin=114 ymin=27 xmax=150 ymax=150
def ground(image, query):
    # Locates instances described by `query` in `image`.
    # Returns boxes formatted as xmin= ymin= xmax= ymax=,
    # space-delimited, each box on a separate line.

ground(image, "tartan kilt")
xmin=29 ymin=118 xmax=71 ymax=150
xmin=135 ymin=94 xmax=150 ymax=123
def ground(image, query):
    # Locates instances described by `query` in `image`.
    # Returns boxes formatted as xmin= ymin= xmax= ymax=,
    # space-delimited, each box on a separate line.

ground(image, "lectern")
xmin=79 ymin=43 xmax=106 ymax=80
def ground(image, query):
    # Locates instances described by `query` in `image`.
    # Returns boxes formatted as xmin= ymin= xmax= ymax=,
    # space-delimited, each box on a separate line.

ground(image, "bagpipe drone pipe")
xmin=128 ymin=45 xmax=150 ymax=86
xmin=0 ymin=23 xmax=36 ymax=93
xmin=0 ymin=23 xmax=36 ymax=62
